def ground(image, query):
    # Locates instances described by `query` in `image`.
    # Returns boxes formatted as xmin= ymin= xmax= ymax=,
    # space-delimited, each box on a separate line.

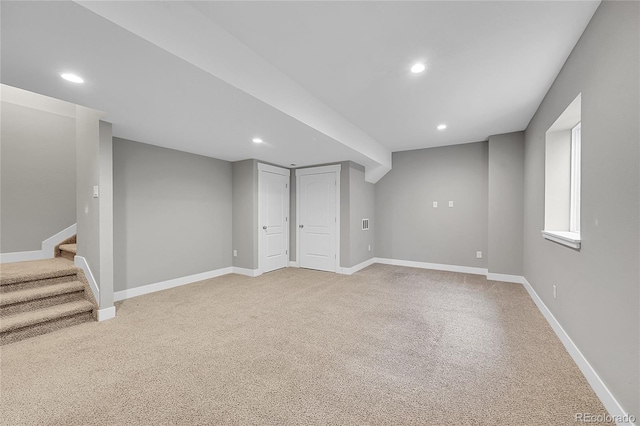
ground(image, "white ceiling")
xmin=192 ymin=1 xmax=600 ymax=151
xmin=1 ymin=1 xmax=600 ymax=181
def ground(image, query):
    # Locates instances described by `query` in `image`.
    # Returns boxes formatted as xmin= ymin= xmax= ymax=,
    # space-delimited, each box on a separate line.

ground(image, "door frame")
xmin=258 ymin=162 xmax=290 ymax=275
xmin=295 ymin=164 xmax=341 ymax=273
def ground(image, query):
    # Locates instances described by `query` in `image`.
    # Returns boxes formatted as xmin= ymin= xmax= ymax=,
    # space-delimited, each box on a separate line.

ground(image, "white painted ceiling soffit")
xmin=74 ymin=1 xmax=392 ymax=182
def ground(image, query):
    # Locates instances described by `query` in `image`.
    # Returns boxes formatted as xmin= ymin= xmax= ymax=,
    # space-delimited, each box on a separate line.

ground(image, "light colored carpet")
xmin=0 ymin=264 xmax=607 ymax=425
xmin=0 ymin=258 xmax=79 ymax=286
xmin=1 ymin=258 xmax=97 ymax=344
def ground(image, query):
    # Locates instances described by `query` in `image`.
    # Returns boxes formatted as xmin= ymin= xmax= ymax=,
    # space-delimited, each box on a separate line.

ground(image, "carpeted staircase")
xmin=0 ymin=238 xmax=96 ymax=345
xmin=56 ymin=234 xmax=77 ymax=261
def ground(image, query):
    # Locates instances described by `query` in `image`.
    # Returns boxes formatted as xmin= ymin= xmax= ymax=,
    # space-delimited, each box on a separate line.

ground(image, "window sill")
xmin=541 ymin=230 xmax=581 ymax=249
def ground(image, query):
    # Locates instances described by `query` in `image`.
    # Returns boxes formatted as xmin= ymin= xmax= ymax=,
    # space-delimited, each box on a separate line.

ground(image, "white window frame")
xmin=541 ymin=93 xmax=582 ymax=249
xmin=569 ymin=123 xmax=581 ymax=233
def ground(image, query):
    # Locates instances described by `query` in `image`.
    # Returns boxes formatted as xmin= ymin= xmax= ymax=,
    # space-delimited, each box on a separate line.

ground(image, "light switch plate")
xmin=433 ymin=201 xmax=438 ymax=208
xmin=93 ymin=186 xmax=99 ymax=198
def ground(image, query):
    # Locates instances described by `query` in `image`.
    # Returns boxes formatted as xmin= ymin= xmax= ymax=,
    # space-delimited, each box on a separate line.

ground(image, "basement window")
xmin=542 ymin=94 xmax=581 ymax=249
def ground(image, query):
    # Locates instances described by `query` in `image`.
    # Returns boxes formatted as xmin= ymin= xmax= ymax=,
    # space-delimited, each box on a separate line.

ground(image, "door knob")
xmin=263 ymin=226 xmax=267 ymax=230
xmin=299 ymin=224 xmax=304 ymax=228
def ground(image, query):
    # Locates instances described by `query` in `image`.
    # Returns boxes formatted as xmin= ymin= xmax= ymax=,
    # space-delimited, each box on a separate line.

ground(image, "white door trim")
xmin=258 ymin=163 xmax=290 ymax=275
xmin=295 ymin=164 xmax=341 ymax=176
xmin=295 ymin=164 xmax=341 ymax=273
xmin=258 ymin=162 xmax=291 ymax=177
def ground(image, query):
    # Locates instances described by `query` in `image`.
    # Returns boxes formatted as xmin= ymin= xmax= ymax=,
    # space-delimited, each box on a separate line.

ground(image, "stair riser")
xmin=0 ymin=312 xmax=93 ymax=345
xmin=1 ymin=291 xmax=86 ymax=318
xmin=59 ymin=251 xmax=75 ymax=261
xmin=0 ymin=274 xmax=78 ymax=293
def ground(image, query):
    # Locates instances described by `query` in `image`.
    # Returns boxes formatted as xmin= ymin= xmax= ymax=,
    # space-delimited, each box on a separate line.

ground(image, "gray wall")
xmin=0 ymin=102 xmax=76 ymax=252
xmin=76 ymin=109 xmax=114 ymax=309
xmin=523 ymin=1 xmax=639 ymax=418
xmin=98 ymin=121 xmax=114 ymax=308
xmin=375 ymin=142 xmax=488 ymax=268
xmin=113 ymin=138 xmax=232 ymax=292
xmin=338 ymin=161 xmax=375 ymax=268
xmin=488 ymin=132 xmax=524 ymax=275
xmin=76 ymin=106 xmax=102 ymax=285
xmin=348 ymin=164 xmax=375 ymax=267
xmin=232 ymin=159 xmax=258 ymax=269
xmin=339 ymin=162 xmax=350 ymax=267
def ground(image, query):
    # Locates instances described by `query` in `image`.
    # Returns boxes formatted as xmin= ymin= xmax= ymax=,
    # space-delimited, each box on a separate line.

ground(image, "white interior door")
xmin=298 ymin=171 xmax=338 ymax=272
xmin=259 ymin=165 xmax=289 ymax=274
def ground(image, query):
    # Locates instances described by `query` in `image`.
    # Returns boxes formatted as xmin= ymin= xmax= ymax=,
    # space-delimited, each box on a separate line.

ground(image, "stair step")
xmin=1 ymin=290 xmax=87 ymax=318
xmin=59 ymin=244 xmax=77 ymax=254
xmin=58 ymin=244 xmax=77 ymax=261
xmin=0 ymin=310 xmax=93 ymax=345
xmin=0 ymin=258 xmax=79 ymax=286
xmin=1 ymin=281 xmax=85 ymax=307
xmin=0 ymin=300 xmax=94 ymax=334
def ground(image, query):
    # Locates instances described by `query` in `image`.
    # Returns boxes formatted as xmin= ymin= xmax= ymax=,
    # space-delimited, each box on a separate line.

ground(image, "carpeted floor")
xmin=0 ymin=264 xmax=607 ymax=425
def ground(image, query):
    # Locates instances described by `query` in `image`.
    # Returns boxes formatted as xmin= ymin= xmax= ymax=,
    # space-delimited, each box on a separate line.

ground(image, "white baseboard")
xmin=288 ymin=261 xmax=299 ymax=268
xmin=0 ymin=250 xmax=48 ymax=263
xmin=42 ymin=224 xmax=77 ymax=257
xmin=74 ymin=255 xmax=100 ymax=303
xmin=374 ymin=257 xmax=488 ymax=276
xmin=486 ymin=272 xmax=525 ymax=284
xmin=522 ymin=278 xmax=634 ymax=425
xmin=339 ymin=257 xmax=376 ymax=275
xmin=97 ymin=306 xmax=116 ymax=321
xmin=113 ymin=267 xmax=234 ymax=302
xmin=1 ymin=224 xmax=77 ymax=263
xmin=232 ymin=267 xmax=261 ymax=277
xmin=75 ymin=256 xmax=116 ymax=322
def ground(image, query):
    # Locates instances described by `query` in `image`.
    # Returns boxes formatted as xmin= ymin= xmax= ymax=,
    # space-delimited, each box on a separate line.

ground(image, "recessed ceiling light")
xmin=411 ymin=63 xmax=426 ymax=74
xmin=252 ymin=138 xmax=263 ymax=144
xmin=437 ymin=124 xmax=447 ymax=131
xmin=60 ymin=73 xmax=84 ymax=84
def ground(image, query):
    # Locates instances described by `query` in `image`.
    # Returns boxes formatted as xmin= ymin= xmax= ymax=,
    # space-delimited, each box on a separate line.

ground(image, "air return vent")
xmin=362 ymin=218 xmax=370 ymax=231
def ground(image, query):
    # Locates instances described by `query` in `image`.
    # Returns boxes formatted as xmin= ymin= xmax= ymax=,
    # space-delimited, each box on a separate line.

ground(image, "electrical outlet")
xmin=476 ymin=251 xmax=482 ymax=259
xmin=433 ymin=201 xmax=438 ymax=208
xmin=553 ymin=285 xmax=557 ymax=299
xmin=233 ymin=250 xmax=237 ymax=257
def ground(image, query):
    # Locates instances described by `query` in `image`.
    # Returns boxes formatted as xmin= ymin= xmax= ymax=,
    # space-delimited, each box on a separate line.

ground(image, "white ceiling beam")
xmin=75 ymin=1 xmax=391 ymax=182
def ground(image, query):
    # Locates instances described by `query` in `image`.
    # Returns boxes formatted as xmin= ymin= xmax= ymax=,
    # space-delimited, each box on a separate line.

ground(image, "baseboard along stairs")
xmin=0 ymin=236 xmax=97 ymax=345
